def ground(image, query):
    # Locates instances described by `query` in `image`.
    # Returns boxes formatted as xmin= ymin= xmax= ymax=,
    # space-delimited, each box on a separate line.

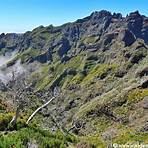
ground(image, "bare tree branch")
xmin=26 ymin=96 xmax=55 ymax=124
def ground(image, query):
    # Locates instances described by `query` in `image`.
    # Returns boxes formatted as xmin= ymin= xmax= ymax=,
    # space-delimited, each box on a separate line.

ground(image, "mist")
xmin=0 ymin=51 xmax=17 ymax=67
xmin=0 ymin=50 xmax=27 ymax=83
xmin=0 ymin=51 xmax=41 ymax=84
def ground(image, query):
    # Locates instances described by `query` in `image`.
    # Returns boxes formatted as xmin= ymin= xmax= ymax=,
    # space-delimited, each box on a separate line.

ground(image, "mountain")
xmin=0 ymin=10 xmax=148 ymax=147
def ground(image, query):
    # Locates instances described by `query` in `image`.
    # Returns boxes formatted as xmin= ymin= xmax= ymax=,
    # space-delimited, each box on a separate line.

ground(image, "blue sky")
xmin=0 ymin=0 xmax=148 ymax=33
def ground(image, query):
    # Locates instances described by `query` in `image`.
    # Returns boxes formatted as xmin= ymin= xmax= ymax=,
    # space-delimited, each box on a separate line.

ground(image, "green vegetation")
xmin=70 ymin=72 xmax=85 ymax=85
xmin=113 ymin=129 xmax=148 ymax=144
xmin=78 ymin=135 xmax=106 ymax=148
xmin=0 ymin=127 xmax=77 ymax=148
xmin=81 ymin=63 xmax=117 ymax=85
xmin=19 ymin=48 xmax=41 ymax=63
xmin=0 ymin=113 xmax=13 ymax=131
xmin=82 ymin=36 xmax=98 ymax=44
xmin=127 ymin=88 xmax=148 ymax=104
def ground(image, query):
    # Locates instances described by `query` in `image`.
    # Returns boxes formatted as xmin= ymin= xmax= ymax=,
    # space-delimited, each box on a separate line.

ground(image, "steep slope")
xmin=0 ymin=10 xmax=148 ymax=147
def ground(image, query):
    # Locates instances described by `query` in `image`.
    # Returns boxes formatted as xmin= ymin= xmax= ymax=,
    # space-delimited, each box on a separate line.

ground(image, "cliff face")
xmin=0 ymin=10 xmax=148 ymax=147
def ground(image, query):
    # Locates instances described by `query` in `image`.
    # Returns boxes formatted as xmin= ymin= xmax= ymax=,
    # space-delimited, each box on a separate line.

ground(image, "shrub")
xmin=0 ymin=113 xmax=13 ymax=131
xmin=0 ymin=127 xmax=78 ymax=148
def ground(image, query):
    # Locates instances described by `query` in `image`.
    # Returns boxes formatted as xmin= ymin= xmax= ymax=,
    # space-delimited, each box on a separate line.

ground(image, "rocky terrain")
xmin=0 ymin=10 xmax=148 ymax=147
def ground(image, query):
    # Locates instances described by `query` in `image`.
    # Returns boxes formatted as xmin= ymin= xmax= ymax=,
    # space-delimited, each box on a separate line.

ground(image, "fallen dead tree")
xmin=26 ymin=96 xmax=55 ymax=124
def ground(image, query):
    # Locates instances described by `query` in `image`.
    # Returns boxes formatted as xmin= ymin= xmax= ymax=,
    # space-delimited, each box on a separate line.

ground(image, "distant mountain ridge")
xmin=0 ymin=10 xmax=148 ymax=63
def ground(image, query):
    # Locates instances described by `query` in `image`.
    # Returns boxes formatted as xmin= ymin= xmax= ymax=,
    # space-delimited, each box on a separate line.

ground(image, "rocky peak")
xmin=112 ymin=13 xmax=122 ymax=19
xmin=0 ymin=33 xmax=5 ymax=39
xmin=127 ymin=10 xmax=142 ymax=19
xmin=90 ymin=10 xmax=112 ymax=22
xmin=126 ymin=11 xmax=143 ymax=24
xmin=125 ymin=11 xmax=144 ymax=39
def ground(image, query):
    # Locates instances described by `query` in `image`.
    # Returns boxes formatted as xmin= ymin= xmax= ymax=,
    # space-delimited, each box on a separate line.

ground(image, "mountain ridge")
xmin=0 ymin=10 xmax=148 ymax=64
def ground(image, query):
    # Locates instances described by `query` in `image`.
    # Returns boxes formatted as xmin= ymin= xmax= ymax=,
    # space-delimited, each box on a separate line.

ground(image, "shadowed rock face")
xmin=127 ymin=11 xmax=143 ymax=33
xmin=57 ymin=37 xmax=71 ymax=58
xmin=118 ymin=29 xmax=136 ymax=46
xmin=34 ymin=51 xmax=52 ymax=63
